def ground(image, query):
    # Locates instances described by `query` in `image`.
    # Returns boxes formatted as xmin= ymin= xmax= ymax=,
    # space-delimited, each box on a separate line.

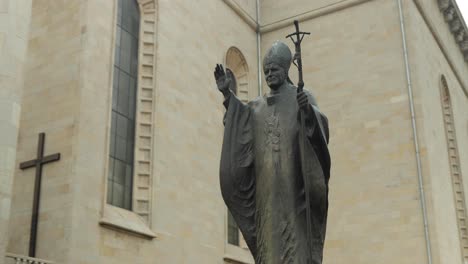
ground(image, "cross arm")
xmin=42 ymin=153 xmax=60 ymax=164
xmin=19 ymin=154 xmax=60 ymax=170
xmin=20 ymin=160 xmax=37 ymax=169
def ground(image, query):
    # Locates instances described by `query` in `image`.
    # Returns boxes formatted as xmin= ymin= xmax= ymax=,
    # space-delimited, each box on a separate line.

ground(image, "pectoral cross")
xmin=19 ymin=133 xmax=61 ymax=258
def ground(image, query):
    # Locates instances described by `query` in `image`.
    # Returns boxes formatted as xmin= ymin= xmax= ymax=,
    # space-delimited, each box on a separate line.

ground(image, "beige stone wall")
xmin=7 ymin=0 xmax=86 ymax=261
xmin=261 ymin=0 xmax=428 ymax=263
xmin=95 ymin=0 xmax=259 ymax=262
xmin=5 ymin=0 xmax=468 ymax=263
xmin=405 ymin=0 xmax=468 ymax=263
xmin=8 ymin=0 xmax=258 ymax=263
xmin=139 ymin=0 xmax=258 ymax=262
xmin=260 ymin=0 xmax=368 ymax=27
xmin=232 ymin=0 xmax=257 ymax=23
xmin=67 ymin=0 xmax=115 ymax=262
xmin=0 ymin=0 xmax=32 ymax=262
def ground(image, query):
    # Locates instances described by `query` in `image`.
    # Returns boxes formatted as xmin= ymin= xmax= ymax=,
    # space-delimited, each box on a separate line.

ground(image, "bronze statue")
xmin=214 ymin=21 xmax=330 ymax=264
xmin=215 ymin=22 xmax=330 ymax=264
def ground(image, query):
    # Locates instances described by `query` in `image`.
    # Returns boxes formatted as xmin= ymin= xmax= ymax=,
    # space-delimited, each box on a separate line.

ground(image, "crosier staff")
xmin=286 ymin=20 xmax=315 ymax=257
xmin=286 ymin=20 xmax=310 ymax=93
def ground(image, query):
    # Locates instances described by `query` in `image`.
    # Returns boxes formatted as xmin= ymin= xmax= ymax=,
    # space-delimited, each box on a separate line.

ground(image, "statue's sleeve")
xmin=220 ymin=92 xmax=257 ymax=257
xmin=300 ymin=91 xmax=331 ymax=244
xmin=304 ymin=91 xmax=331 ymax=184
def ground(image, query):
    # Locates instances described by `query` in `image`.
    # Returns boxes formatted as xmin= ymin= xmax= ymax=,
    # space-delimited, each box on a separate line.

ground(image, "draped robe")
xmin=220 ymin=84 xmax=331 ymax=264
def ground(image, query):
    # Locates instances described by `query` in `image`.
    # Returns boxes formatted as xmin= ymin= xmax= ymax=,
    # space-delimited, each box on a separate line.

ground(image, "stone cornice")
xmin=222 ymin=0 xmax=258 ymax=31
xmin=438 ymin=0 xmax=468 ymax=62
xmin=260 ymin=0 xmax=374 ymax=34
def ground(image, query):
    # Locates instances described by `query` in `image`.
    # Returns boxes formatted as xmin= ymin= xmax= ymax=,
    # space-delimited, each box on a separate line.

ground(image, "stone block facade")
xmin=2 ymin=0 xmax=468 ymax=263
xmin=0 ymin=0 xmax=32 ymax=263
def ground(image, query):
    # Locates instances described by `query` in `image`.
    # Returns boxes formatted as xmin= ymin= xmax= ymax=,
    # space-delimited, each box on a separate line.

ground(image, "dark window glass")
xmin=112 ymin=68 xmax=119 ymax=109
xmin=112 ymin=182 xmax=124 ymax=208
xmin=117 ymin=0 xmax=122 ymax=26
xmin=107 ymin=0 xmax=140 ymax=210
xmin=108 ymin=158 xmax=115 ymax=182
xmin=114 ymin=159 xmax=126 ymax=185
xmin=114 ymin=29 xmax=121 ymax=66
xmin=129 ymin=78 xmax=137 ymax=117
xmin=107 ymin=179 xmax=113 ymax=203
xmin=120 ymin=31 xmax=132 ymax=74
xmin=115 ymin=134 xmax=127 ymax=161
xmin=121 ymin=0 xmax=132 ymax=32
xmin=131 ymin=38 xmax=139 ymax=76
xmin=228 ymin=211 xmax=240 ymax=245
xmin=126 ymin=136 xmax=134 ymax=162
xmin=116 ymin=114 xmax=128 ymax=138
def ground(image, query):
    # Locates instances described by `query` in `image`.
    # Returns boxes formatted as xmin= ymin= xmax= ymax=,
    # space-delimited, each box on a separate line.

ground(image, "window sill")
xmin=224 ymin=244 xmax=254 ymax=264
xmin=223 ymin=255 xmax=253 ymax=264
xmin=99 ymin=204 xmax=156 ymax=239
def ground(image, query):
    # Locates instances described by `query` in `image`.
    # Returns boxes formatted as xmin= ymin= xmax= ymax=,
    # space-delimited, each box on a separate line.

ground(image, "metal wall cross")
xmin=19 ymin=133 xmax=60 ymax=258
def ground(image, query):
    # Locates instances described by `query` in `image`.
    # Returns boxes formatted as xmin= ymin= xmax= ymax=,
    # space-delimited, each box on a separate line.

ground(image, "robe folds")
xmin=220 ymin=84 xmax=331 ymax=264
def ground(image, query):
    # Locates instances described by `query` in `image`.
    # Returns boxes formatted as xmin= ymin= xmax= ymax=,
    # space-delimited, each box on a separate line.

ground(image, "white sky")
xmin=456 ymin=0 xmax=468 ymax=23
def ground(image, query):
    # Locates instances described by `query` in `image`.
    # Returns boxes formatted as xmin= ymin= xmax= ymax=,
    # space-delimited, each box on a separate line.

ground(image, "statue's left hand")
xmin=214 ymin=64 xmax=231 ymax=97
xmin=297 ymin=91 xmax=309 ymax=110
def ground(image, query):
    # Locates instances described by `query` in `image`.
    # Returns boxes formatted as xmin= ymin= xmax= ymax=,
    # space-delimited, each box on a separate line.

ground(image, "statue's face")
xmin=264 ymin=63 xmax=287 ymax=90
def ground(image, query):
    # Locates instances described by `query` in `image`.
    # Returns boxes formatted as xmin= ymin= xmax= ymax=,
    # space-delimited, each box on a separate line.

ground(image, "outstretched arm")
xmin=218 ymin=66 xmax=257 ymax=256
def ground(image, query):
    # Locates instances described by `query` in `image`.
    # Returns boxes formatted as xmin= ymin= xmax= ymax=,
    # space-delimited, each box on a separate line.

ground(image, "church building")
xmin=1 ymin=0 xmax=468 ymax=263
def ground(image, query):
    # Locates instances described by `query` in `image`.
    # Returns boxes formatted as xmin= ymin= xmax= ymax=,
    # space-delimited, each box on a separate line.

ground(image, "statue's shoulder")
xmin=247 ymin=95 xmax=265 ymax=108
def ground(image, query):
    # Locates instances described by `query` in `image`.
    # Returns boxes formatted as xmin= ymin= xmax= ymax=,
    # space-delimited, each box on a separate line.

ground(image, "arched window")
xmin=101 ymin=0 xmax=157 ymax=236
xmin=226 ymin=47 xmax=249 ymax=102
xmin=107 ymin=0 xmax=140 ymax=210
xmin=440 ymin=74 xmax=468 ymax=261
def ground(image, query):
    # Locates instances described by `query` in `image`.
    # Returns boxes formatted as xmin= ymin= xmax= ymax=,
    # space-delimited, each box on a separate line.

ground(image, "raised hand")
xmin=214 ymin=64 xmax=231 ymax=97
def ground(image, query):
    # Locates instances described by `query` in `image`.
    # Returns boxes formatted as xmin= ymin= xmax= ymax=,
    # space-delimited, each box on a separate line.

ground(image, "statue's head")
xmin=263 ymin=41 xmax=292 ymax=90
